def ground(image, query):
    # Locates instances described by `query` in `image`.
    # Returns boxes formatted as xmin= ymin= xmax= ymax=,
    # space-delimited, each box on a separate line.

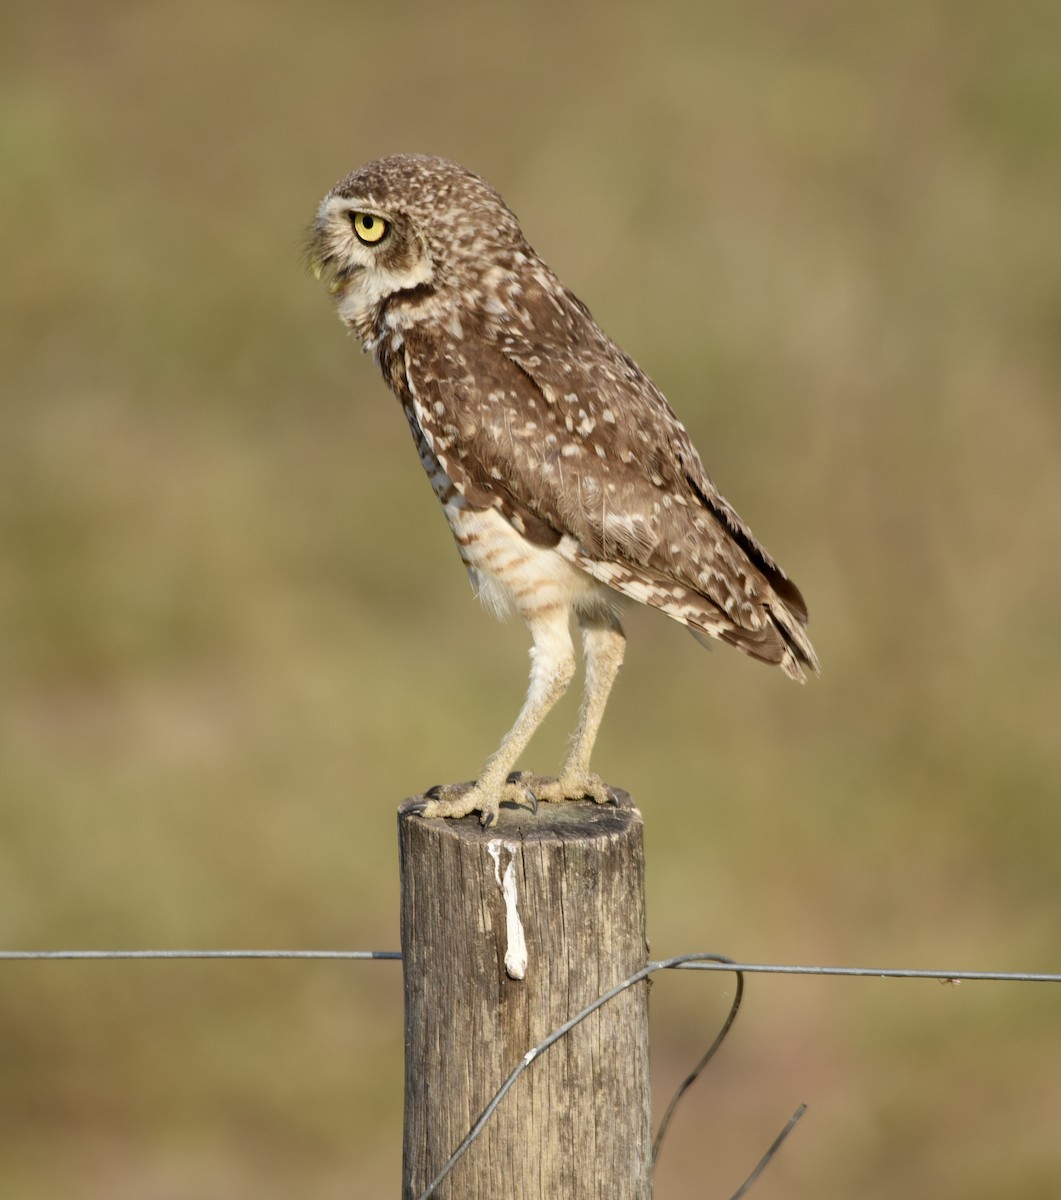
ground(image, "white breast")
xmin=446 ymin=502 xmax=613 ymax=624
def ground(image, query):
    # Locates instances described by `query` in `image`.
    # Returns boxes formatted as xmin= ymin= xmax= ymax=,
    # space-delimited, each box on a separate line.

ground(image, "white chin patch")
xmin=338 ymin=259 xmax=434 ymax=335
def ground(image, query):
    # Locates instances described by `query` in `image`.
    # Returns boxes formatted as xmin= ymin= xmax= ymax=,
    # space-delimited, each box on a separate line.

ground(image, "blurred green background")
xmin=2 ymin=0 xmax=1060 ymax=1195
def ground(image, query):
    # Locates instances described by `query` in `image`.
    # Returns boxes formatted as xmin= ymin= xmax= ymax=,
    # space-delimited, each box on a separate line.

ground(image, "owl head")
xmin=308 ymin=154 xmax=529 ymax=346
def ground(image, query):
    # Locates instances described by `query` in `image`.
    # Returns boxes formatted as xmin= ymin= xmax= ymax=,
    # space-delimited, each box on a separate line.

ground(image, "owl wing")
xmin=401 ymin=281 xmax=818 ymax=680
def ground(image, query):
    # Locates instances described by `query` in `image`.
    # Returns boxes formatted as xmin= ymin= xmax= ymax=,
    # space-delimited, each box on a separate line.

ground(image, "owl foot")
xmin=410 ymin=777 xmax=539 ymax=827
xmin=505 ymin=770 xmax=618 ymax=807
xmin=409 ymin=771 xmax=618 ymax=826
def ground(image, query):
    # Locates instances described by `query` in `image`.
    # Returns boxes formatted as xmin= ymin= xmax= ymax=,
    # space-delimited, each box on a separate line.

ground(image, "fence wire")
xmin=3 ymin=948 xmax=1058 ymax=982
xmin=0 ymin=949 xmax=401 ymax=961
xmin=5 ymin=946 xmax=1060 ymax=1197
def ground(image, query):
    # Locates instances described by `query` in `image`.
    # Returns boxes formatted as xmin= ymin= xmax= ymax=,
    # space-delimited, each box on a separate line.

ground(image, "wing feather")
xmin=398 ymin=270 xmax=818 ymax=678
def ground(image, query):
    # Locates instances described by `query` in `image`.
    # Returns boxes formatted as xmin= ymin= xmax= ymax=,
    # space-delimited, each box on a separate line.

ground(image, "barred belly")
xmin=445 ymin=502 xmax=614 ymax=626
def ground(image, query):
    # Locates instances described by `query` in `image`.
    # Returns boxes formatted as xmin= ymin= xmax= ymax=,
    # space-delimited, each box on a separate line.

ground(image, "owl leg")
xmin=414 ymin=607 xmax=576 ymax=826
xmin=536 ymin=610 xmax=626 ymax=805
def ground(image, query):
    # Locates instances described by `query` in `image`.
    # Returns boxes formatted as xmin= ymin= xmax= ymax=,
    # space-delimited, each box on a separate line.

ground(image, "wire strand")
xmin=2 ymin=950 xmax=1058 ymax=983
xmin=729 ymin=1104 xmax=808 ymax=1200
xmin=661 ymin=961 xmax=1061 ymax=984
xmin=5 ymin=947 xmax=1057 ymax=1196
xmin=652 ymin=955 xmax=744 ymax=1167
xmin=0 ymin=949 xmax=401 ymax=961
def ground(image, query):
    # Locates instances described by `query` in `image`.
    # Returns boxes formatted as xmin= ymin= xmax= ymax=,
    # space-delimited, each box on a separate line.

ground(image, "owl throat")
xmin=352 ymin=278 xmax=462 ymax=358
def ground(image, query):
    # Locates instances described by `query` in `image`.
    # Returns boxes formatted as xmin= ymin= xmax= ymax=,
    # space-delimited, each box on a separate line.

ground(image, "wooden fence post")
xmin=399 ymin=793 xmax=651 ymax=1199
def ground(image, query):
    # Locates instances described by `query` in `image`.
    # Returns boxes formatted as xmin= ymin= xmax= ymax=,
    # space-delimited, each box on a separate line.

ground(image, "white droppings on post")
xmin=487 ymin=840 xmax=528 ymax=980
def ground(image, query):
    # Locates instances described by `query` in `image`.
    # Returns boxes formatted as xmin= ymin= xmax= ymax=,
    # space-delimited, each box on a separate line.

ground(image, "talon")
xmin=480 ymin=808 xmax=499 ymax=828
xmin=525 ymin=789 xmax=538 ymax=815
xmin=405 ymin=799 xmax=429 ymax=815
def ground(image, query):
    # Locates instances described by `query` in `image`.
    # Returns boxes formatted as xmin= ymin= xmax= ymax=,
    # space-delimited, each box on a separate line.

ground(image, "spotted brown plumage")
xmin=309 ymin=154 xmax=819 ymax=826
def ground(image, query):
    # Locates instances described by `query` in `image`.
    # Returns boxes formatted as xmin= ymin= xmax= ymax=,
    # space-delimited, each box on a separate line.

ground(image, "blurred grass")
xmin=2 ymin=0 xmax=1060 ymax=1195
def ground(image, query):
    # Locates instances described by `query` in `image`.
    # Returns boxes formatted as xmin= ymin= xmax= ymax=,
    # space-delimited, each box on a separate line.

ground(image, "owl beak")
xmin=306 ymin=212 xmax=364 ymax=298
xmin=305 ymin=216 xmax=338 ymax=286
xmin=304 ymin=227 xmax=329 ymax=284
xmin=306 ymin=244 xmax=351 ymax=295
xmin=326 ymin=267 xmax=357 ymax=296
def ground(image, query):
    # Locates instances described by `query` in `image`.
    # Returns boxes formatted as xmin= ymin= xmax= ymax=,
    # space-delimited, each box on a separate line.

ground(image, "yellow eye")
xmin=351 ymin=212 xmax=389 ymax=245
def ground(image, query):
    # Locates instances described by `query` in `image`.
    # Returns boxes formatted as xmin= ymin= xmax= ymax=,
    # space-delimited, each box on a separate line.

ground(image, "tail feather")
xmin=562 ymin=545 xmax=819 ymax=683
xmin=689 ymin=596 xmax=819 ymax=683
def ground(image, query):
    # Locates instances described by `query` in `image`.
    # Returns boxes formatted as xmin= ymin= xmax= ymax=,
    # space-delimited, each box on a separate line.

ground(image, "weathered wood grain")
xmin=399 ymin=793 xmax=650 ymax=1199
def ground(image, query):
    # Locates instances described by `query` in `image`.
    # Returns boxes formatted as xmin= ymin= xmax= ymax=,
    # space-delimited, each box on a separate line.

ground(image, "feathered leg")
xmin=533 ymin=610 xmax=626 ymax=806
xmin=416 ymin=607 xmax=576 ymax=826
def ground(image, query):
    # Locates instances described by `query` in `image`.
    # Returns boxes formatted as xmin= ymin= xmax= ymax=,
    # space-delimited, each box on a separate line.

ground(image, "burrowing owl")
xmin=309 ymin=154 xmax=818 ymax=826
